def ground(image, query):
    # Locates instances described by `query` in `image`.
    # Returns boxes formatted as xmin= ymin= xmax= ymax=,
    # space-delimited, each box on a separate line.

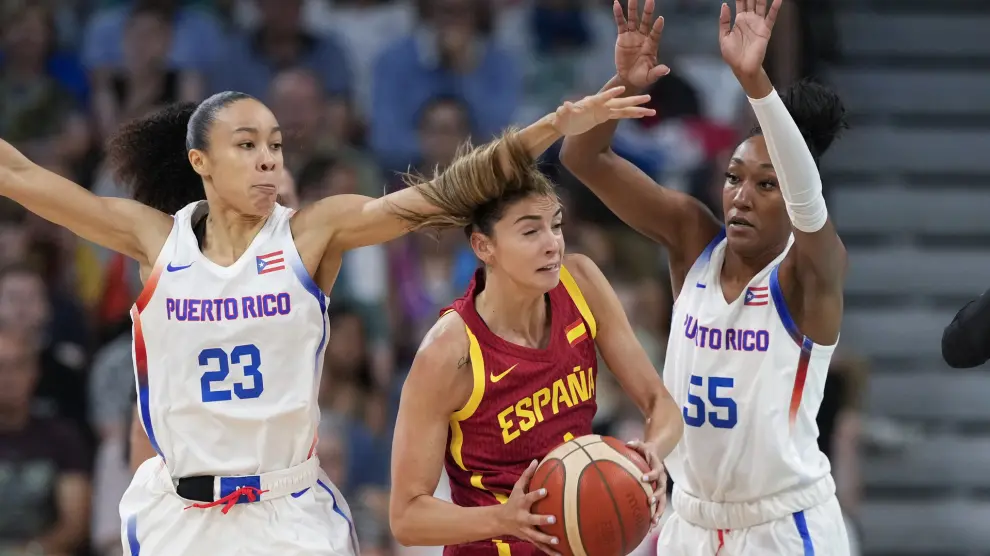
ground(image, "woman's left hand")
xmin=551 ymin=86 xmax=654 ymax=137
xmin=718 ymin=0 xmax=783 ymax=79
xmin=626 ymin=438 xmax=668 ymax=530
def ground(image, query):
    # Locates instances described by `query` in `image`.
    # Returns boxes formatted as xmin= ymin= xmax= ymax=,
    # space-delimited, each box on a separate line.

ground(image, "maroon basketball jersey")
xmin=441 ymin=265 xmax=599 ymax=556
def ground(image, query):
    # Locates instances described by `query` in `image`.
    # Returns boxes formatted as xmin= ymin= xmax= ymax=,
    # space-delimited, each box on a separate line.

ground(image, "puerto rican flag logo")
xmin=256 ymin=250 xmax=285 ymax=275
xmin=744 ymin=286 xmax=769 ymax=306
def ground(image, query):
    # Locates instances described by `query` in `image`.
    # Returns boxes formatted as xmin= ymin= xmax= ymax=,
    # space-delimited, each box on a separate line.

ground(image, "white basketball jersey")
xmin=663 ymin=230 xmax=834 ymax=503
xmin=131 ymin=202 xmax=328 ymax=478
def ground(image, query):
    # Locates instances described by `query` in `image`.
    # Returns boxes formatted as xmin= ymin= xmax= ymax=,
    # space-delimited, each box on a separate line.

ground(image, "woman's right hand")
xmin=498 ymin=460 xmax=561 ymax=556
xmin=551 ymin=86 xmax=653 ymax=137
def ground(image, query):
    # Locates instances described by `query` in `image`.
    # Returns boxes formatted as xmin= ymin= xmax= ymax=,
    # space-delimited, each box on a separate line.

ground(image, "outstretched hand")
xmin=551 ymin=86 xmax=653 ymax=137
xmin=719 ymin=0 xmax=783 ymax=78
xmin=613 ymin=0 xmax=670 ymax=89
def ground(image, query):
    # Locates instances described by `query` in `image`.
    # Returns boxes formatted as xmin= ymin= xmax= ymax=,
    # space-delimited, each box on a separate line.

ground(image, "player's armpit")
xmin=0 ymin=148 xmax=171 ymax=266
xmin=389 ymin=312 xmax=506 ymax=546
xmin=776 ymin=232 xmax=845 ymax=346
xmin=562 ymin=254 xmax=683 ymax=459
xmin=789 ymin=220 xmax=848 ymax=292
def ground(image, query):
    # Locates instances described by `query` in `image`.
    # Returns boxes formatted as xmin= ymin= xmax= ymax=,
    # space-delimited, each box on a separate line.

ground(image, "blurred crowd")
xmin=0 ymin=0 xmax=863 ymax=555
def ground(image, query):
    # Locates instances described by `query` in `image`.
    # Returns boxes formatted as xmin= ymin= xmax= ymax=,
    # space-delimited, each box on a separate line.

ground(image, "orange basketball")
xmin=529 ymin=434 xmax=654 ymax=556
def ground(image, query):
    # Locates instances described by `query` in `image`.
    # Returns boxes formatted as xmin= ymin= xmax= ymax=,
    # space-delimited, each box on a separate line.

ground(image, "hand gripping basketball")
xmin=626 ymin=439 xmax=668 ymax=530
xmin=500 ymin=460 xmax=561 ymax=556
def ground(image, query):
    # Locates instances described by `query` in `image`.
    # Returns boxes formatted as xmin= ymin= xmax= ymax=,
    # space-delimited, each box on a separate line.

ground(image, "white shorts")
xmin=119 ymin=457 xmax=358 ymax=556
xmin=657 ymin=496 xmax=849 ymax=556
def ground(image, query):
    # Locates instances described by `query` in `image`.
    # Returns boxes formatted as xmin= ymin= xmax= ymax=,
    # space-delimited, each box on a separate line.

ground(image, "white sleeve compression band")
xmin=748 ymin=89 xmax=828 ymax=233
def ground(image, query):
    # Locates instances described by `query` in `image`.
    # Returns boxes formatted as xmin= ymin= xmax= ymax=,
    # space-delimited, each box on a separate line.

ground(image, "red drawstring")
xmin=183 ymin=486 xmax=269 ymax=515
xmin=715 ymin=529 xmax=728 ymax=555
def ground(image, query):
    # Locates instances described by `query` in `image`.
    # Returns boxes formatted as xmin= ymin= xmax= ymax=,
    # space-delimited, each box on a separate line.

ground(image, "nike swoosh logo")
xmin=166 ymin=262 xmax=194 ymax=272
xmin=490 ymin=364 xmax=518 ymax=383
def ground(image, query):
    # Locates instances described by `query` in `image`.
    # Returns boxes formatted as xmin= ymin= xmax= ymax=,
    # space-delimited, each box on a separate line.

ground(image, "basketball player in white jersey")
xmin=0 ymin=88 xmax=654 ymax=555
xmin=561 ymin=0 xmax=851 ymax=553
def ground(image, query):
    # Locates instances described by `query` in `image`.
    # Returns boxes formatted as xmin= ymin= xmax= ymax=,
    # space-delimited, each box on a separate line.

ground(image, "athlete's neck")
xmin=722 ymin=241 xmax=785 ymax=284
xmin=474 ymin=272 xmax=551 ymax=350
xmin=200 ymin=201 xmax=270 ymax=266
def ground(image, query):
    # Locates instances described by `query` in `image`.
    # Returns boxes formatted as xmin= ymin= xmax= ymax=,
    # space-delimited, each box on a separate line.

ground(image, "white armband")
xmin=748 ymin=89 xmax=828 ymax=233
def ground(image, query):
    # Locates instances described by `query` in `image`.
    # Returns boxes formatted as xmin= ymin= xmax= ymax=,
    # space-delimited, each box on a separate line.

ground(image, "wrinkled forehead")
xmin=501 ymin=194 xmax=562 ymax=221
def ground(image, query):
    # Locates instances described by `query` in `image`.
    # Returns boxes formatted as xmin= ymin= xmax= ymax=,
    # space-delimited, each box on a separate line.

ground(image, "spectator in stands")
xmin=414 ymin=96 xmax=473 ymax=176
xmin=86 ymin=323 xmax=133 ymax=556
xmin=320 ymin=305 xmax=391 ymax=479
xmin=88 ymin=329 xmax=133 ymax=445
xmin=91 ymin=1 xmax=202 ymax=140
xmin=297 ymin=156 xmax=362 ymax=205
xmin=0 ymin=200 xmax=91 ymax=349
xmin=267 ymin=68 xmax=380 ymax=192
xmin=0 ymin=265 xmax=90 ymax=442
xmin=319 ymin=0 xmax=415 ymax=118
xmin=278 ymin=166 xmax=299 ymax=210
xmin=319 ymin=415 xmax=392 ymax=556
xmin=317 ymin=305 xmax=392 ymax=552
xmin=942 ymin=288 xmax=990 ymax=368
xmin=497 ymin=0 xmax=615 ymax=124
xmin=370 ymin=0 xmax=521 ymax=170
xmin=387 ymin=96 xmax=477 ymax=360
xmin=0 ymin=327 xmax=91 ymax=556
xmin=0 ymin=201 xmax=30 ymax=268
xmin=81 ymin=0 xmax=222 ymax=77
xmin=0 ymin=2 xmax=90 ymax=168
xmin=209 ymin=0 xmax=351 ymax=102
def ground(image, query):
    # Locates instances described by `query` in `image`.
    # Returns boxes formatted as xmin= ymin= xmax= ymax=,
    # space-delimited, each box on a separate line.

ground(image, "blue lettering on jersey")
xmin=165 ymin=293 xmax=291 ymax=322
xmin=683 ymin=314 xmax=769 ymax=352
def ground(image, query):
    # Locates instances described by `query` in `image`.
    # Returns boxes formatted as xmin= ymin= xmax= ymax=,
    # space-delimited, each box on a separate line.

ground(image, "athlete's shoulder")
xmin=561 ymin=253 xmax=598 ymax=287
xmin=415 ymin=309 xmax=470 ymax=372
xmin=408 ymin=309 xmax=474 ymax=412
xmin=561 ymin=253 xmax=613 ymax=303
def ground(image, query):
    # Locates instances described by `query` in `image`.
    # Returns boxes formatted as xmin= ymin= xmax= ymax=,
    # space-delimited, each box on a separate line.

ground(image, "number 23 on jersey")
xmin=683 ymin=374 xmax=737 ymax=429
xmin=199 ymin=344 xmax=265 ymax=402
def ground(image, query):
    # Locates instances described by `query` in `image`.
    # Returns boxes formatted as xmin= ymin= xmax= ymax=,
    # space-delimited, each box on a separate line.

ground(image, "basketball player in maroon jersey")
xmin=388 ymin=107 xmax=684 ymax=555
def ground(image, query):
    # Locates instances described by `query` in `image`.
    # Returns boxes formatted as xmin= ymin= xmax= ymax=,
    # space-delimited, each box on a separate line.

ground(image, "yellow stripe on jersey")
xmin=443 ymin=313 xmax=509 ymax=505
xmin=449 ymin=324 xmax=486 ymax=470
xmin=492 ymin=539 xmax=512 ymax=556
xmin=493 ymin=539 xmax=512 ymax=555
xmin=559 ymin=265 xmax=597 ymax=339
xmin=470 ymin=473 xmax=509 ymax=504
